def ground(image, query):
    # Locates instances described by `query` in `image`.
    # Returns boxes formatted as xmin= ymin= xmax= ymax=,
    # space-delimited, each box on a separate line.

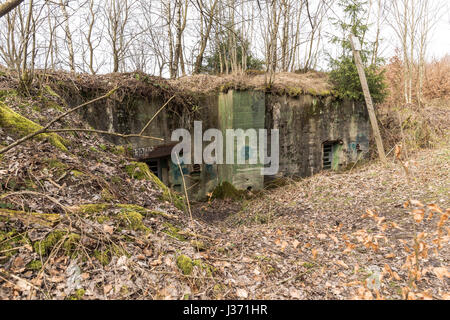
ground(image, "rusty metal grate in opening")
xmin=323 ymin=144 xmax=333 ymax=170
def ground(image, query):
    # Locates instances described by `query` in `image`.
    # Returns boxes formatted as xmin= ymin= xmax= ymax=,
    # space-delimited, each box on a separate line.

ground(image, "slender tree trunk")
xmin=59 ymin=0 xmax=75 ymax=71
xmin=0 ymin=0 xmax=24 ymax=18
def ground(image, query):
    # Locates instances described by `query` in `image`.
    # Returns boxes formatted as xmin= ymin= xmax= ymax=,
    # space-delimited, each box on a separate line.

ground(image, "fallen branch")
xmin=0 ymin=87 xmax=118 ymax=154
xmin=46 ymin=128 xmax=163 ymax=142
xmin=0 ymin=208 xmax=61 ymax=228
xmin=139 ymin=95 xmax=175 ymax=136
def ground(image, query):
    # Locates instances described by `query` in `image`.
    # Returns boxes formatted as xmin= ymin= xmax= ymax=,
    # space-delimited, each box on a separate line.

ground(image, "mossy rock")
xmin=0 ymin=101 xmax=67 ymax=151
xmin=211 ymin=182 xmax=243 ymax=200
xmin=125 ymin=162 xmax=185 ymax=211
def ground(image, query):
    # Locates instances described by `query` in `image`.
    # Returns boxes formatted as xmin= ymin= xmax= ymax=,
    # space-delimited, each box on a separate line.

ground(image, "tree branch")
xmin=0 ymin=87 xmax=118 ymax=154
xmin=47 ymin=128 xmax=163 ymax=142
xmin=0 ymin=0 xmax=24 ymax=19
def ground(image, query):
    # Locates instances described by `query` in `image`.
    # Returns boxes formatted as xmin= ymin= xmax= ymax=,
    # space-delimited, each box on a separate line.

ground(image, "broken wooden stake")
xmin=349 ymin=34 xmax=387 ymax=164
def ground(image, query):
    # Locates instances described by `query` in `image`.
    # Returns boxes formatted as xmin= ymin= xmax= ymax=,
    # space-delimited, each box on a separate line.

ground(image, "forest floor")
xmin=0 ymin=84 xmax=449 ymax=300
xmin=191 ymin=144 xmax=449 ymax=300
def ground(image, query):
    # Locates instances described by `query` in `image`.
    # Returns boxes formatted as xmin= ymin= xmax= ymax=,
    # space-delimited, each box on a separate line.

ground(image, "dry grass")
xmin=169 ymin=71 xmax=332 ymax=96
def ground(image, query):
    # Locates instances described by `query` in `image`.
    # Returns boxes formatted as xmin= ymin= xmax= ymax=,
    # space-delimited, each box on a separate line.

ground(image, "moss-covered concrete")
xmin=0 ymin=101 xmax=68 ymax=151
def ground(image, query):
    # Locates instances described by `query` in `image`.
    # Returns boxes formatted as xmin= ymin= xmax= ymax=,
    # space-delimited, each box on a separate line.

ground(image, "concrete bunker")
xmin=73 ymin=73 xmax=372 ymax=201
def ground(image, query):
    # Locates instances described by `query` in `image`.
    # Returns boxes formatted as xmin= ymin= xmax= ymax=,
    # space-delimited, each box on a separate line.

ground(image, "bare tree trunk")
xmin=193 ymin=0 xmax=218 ymax=74
xmin=0 ymin=0 xmax=24 ymax=19
xmin=19 ymin=0 xmax=34 ymax=92
xmin=58 ymin=0 xmax=75 ymax=72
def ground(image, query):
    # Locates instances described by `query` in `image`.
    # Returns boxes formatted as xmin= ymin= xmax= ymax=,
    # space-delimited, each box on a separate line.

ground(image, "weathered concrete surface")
xmin=75 ymin=89 xmax=371 ymax=201
xmin=265 ymin=94 xmax=371 ymax=179
xmin=218 ymin=91 xmax=265 ymax=192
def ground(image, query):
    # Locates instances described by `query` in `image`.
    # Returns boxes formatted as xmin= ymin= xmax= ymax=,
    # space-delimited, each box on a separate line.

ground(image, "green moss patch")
xmin=177 ymin=255 xmax=194 ymax=275
xmin=94 ymin=249 xmax=111 ymax=266
xmin=101 ymin=188 xmax=115 ymax=201
xmin=33 ymin=231 xmax=65 ymax=256
xmin=117 ymin=204 xmax=173 ymax=219
xmin=26 ymin=260 xmax=43 ymax=271
xmin=117 ymin=210 xmax=150 ymax=232
xmin=0 ymin=101 xmax=67 ymax=151
xmin=77 ymin=204 xmax=111 ymax=215
xmin=176 ymin=254 xmax=216 ymax=276
xmin=163 ymin=222 xmax=186 ymax=241
xmin=94 ymin=244 xmax=128 ymax=266
xmin=70 ymin=170 xmax=85 ymax=178
xmin=33 ymin=231 xmax=80 ymax=257
xmin=67 ymin=288 xmax=85 ymax=300
xmin=211 ymin=182 xmax=244 ymax=200
xmin=0 ymin=229 xmax=29 ymax=261
xmin=125 ymin=162 xmax=185 ymax=211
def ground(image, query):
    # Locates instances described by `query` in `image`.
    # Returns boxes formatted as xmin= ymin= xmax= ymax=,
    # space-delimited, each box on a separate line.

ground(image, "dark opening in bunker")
xmin=147 ymin=159 xmax=160 ymax=178
xmin=323 ymin=140 xmax=343 ymax=171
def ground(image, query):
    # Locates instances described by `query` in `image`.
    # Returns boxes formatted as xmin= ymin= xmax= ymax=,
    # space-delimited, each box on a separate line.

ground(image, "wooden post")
xmin=349 ymin=33 xmax=387 ymax=164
